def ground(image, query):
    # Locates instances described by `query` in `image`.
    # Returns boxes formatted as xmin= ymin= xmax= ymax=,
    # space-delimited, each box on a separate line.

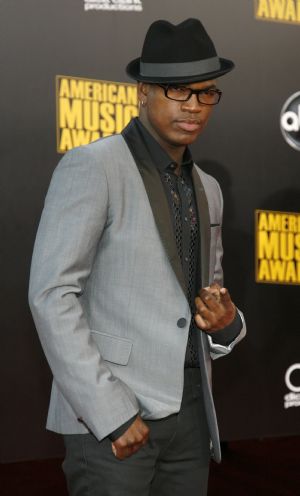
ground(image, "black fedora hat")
xmin=126 ymin=18 xmax=234 ymax=84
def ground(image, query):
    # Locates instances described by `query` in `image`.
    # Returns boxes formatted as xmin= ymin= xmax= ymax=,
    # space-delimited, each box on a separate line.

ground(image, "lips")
xmin=176 ymin=119 xmax=202 ymax=132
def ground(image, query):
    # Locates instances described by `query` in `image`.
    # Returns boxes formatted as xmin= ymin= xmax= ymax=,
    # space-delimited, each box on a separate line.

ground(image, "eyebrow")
xmin=204 ymin=84 xmax=217 ymax=89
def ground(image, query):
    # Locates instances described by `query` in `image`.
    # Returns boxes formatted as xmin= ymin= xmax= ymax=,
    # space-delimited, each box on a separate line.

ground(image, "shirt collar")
xmin=127 ymin=117 xmax=194 ymax=176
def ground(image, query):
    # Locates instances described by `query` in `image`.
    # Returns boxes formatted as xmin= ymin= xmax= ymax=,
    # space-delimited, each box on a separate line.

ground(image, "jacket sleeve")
xmin=28 ymin=146 xmax=139 ymax=440
xmin=206 ymin=179 xmax=247 ymax=360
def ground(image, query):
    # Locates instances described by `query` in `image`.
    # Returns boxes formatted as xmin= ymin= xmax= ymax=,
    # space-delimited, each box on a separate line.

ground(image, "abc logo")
xmin=280 ymin=92 xmax=300 ymax=151
xmin=285 ymin=364 xmax=300 ymax=393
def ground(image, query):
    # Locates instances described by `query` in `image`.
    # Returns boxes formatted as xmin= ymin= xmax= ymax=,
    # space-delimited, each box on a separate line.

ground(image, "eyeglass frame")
xmin=156 ymin=84 xmax=222 ymax=105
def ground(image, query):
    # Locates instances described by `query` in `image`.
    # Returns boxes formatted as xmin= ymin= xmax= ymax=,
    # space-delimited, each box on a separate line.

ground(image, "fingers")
xmin=199 ymin=289 xmax=219 ymax=312
xmin=195 ymin=285 xmax=236 ymax=332
xmin=113 ymin=435 xmax=148 ymax=459
xmin=111 ymin=417 xmax=150 ymax=460
xmin=195 ymin=295 xmax=214 ymax=330
xmin=194 ymin=311 xmax=211 ymax=330
xmin=198 ymin=285 xmax=232 ymax=310
xmin=112 ymin=438 xmax=142 ymax=460
xmin=205 ymin=282 xmax=221 ymax=293
xmin=112 ymin=440 xmax=141 ymax=460
xmin=204 ymin=283 xmax=221 ymax=302
xmin=219 ymin=287 xmax=232 ymax=306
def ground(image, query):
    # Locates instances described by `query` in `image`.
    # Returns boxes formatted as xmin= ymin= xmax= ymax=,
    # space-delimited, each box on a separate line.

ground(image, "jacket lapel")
xmin=192 ymin=166 xmax=211 ymax=288
xmin=137 ymin=160 xmax=186 ymax=296
xmin=122 ymin=121 xmax=187 ymax=296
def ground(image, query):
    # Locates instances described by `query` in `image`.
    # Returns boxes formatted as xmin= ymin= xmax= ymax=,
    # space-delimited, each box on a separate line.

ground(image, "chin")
xmin=178 ymin=127 xmax=204 ymax=143
xmin=177 ymin=133 xmax=201 ymax=146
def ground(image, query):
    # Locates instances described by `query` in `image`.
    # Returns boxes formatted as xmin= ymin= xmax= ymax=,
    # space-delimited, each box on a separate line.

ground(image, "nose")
xmin=180 ymin=93 xmax=203 ymax=113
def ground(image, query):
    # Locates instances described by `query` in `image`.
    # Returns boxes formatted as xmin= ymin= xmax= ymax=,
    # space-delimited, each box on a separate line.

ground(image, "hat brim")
xmin=126 ymin=57 xmax=234 ymax=83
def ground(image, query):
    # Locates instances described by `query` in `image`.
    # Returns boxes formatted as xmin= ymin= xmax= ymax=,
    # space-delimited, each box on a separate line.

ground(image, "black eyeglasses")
xmin=157 ymin=84 xmax=222 ymax=105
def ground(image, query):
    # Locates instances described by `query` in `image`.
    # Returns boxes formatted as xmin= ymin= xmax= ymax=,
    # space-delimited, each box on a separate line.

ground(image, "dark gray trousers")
xmin=62 ymin=368 xmax=211 ymax=496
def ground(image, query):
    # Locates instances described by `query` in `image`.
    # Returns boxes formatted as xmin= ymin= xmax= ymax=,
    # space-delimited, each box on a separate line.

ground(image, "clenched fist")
xmin=111 ymin=415 xmax=150 ymax=460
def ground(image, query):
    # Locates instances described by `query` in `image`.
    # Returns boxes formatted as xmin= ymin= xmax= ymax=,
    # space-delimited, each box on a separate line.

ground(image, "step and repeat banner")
xmin=1 ymin=0 xmax=299 ymax=462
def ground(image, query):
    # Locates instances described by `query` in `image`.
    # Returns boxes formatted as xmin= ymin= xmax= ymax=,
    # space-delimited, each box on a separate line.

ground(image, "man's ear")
xmin=137 ymin=82 xmax=150 ymax=103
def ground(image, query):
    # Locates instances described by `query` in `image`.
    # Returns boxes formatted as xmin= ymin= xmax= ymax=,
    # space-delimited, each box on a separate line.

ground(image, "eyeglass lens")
xmin=166 ymin=86 xmax=220 ymax=105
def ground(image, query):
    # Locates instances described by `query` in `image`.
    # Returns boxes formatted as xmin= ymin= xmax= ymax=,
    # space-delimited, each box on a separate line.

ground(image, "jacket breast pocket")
xmin=90 ymin=330 xmax=133 ymax=366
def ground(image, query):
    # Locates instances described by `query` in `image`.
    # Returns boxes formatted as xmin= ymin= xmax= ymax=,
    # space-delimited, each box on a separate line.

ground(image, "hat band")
xmin=140 ymin=56 xmax=220 ymax=78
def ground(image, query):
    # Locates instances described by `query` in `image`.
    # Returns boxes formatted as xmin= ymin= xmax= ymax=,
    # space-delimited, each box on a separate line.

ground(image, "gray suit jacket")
xmin=29 ymin=133 xmax=246 ymax=462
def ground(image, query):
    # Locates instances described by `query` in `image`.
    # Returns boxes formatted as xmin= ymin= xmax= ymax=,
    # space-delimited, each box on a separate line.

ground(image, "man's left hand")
xmin=194 ymin=283 xmax=236 ymax=333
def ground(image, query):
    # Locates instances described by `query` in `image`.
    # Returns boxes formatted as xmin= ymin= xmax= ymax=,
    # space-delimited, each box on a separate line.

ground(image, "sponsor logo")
xmin=255 ymin=0 xmax=300 ymax=24
xmin=280 ymin=92 xmax=300 ymax=151
xmin=255 ymin=209 xmax=300 ymax=285
xmin=83 ymin=0 xmax=143 ymax=12
xmin=56 ymin=75 xmax=138 ymax=153
xmin=284 ymin=364 xmax=300 ymax=408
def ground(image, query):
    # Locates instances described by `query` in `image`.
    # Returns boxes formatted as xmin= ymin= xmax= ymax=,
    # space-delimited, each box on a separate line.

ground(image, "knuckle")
xmin=117 ymin=438 xmax=127 ymax=448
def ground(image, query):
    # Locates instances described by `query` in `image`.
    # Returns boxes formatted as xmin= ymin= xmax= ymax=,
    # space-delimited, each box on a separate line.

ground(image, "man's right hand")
xmin=111 ymin=416 xmax=150 ymax=460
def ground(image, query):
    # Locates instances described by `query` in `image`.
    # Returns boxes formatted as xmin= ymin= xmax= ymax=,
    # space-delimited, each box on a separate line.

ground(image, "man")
xmin=29 ymin=18 xmax=246 ymax=495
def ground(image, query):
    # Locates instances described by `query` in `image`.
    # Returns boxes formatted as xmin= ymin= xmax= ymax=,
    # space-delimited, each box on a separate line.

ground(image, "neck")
xmin=139 ymin=115 xmax=186 ymax=170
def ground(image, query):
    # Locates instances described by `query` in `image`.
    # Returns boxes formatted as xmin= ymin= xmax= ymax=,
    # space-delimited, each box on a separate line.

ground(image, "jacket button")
xmin=177 ymin=318 xmax=187 ymax=328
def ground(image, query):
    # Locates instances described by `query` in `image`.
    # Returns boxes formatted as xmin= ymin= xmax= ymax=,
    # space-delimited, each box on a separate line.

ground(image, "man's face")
xmin=138 ymin=80 xmax=217 ymax=153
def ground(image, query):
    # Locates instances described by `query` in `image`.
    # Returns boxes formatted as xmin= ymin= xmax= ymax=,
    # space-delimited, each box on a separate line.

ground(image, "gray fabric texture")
xmin=29 ymin=133 xmax=246 ymax=463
